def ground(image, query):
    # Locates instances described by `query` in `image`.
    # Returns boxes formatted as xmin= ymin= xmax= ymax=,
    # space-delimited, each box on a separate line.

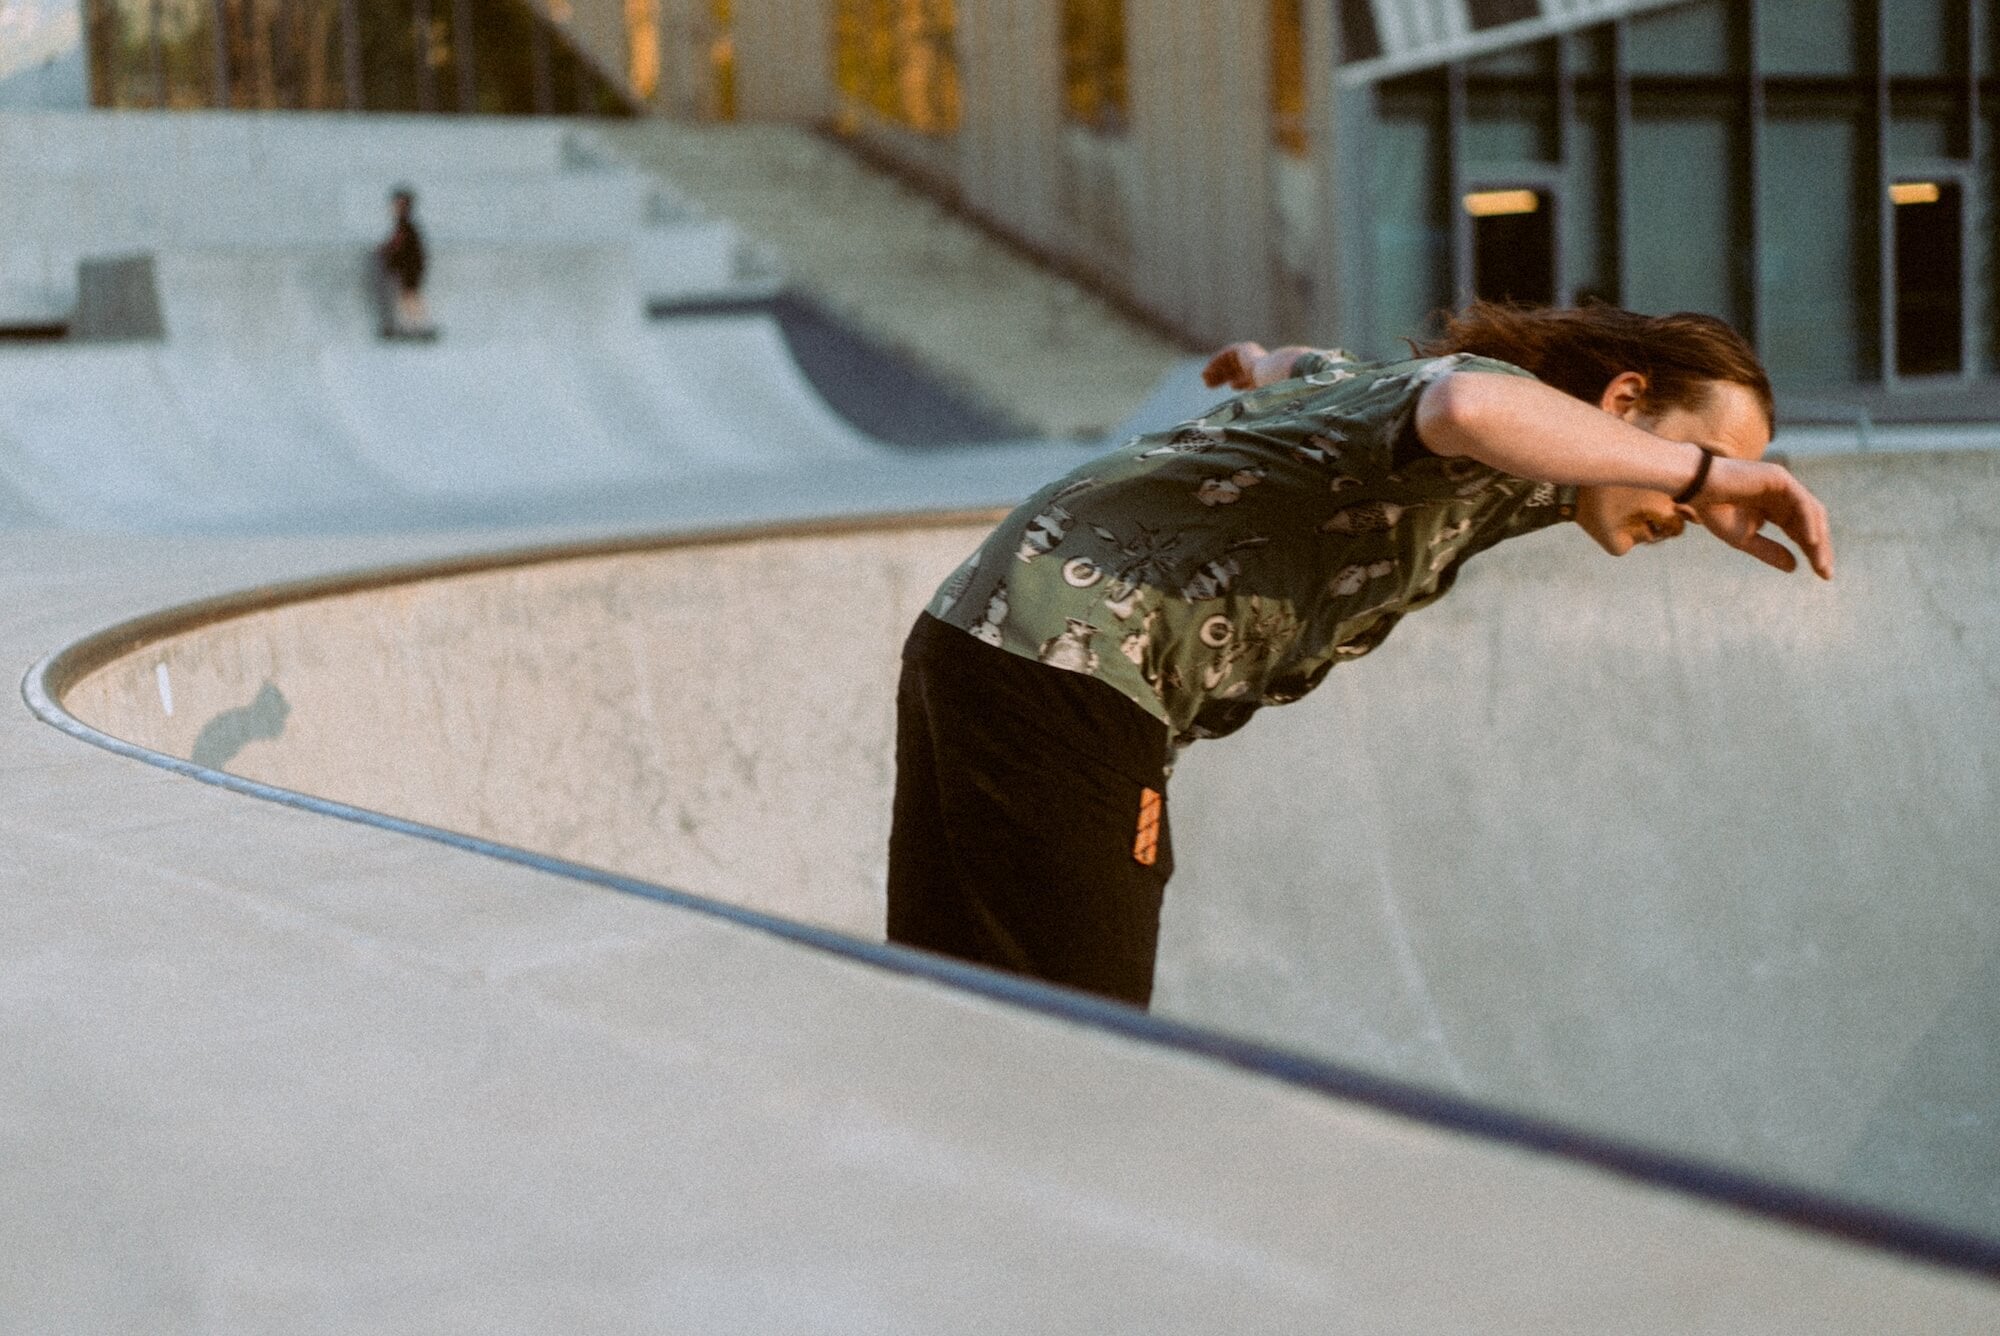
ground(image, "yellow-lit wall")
xmin=596 ymin=0 xmax=1335 ymax=345
xmin=535 ymin=0 xmax=644 ymax=101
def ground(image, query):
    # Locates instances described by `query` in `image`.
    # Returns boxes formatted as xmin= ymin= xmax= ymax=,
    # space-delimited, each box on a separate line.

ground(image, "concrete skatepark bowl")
xmin=4 ymin=112 xmax=1999 ymax=1330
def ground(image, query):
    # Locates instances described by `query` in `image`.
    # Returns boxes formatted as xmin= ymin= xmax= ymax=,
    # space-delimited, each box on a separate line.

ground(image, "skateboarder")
xmin=886 ymin=301 xmax=1833 ymax=1007
xmin=376 ymin=186 xmax=433 ymax=339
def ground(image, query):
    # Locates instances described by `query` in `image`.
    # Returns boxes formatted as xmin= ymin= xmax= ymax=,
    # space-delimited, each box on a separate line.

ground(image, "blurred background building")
xmin=7 ymin=0 xmax=1999 ymax=419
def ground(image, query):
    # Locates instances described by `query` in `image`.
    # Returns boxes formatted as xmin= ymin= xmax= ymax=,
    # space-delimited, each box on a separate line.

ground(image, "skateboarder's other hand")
xmin=1204 ymin=343 xmax=1323 ymax=391
xmin=1203 ymin=342 xmax=1268 ymax=390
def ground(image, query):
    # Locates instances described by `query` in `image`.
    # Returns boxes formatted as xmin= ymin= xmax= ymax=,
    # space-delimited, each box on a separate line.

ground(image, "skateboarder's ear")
xmin=1596 ymin=371 xmax=1650 ymax=422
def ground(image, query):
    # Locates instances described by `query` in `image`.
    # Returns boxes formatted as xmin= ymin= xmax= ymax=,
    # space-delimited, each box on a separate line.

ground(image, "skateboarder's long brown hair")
xmin=1419 ymin=301 xmax=1775 ymax=430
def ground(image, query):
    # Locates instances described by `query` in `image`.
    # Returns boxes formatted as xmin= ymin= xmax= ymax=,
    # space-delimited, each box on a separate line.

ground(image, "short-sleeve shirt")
xmin=926 ymin=352 xmax=1578 ymax=750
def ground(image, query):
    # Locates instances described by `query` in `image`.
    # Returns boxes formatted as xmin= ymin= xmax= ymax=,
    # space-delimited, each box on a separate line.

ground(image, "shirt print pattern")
xmin=928 ymin=352 xmax=1577 ymax=750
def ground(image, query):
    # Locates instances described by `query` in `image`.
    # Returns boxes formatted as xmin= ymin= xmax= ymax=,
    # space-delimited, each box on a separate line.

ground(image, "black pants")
xmin=887 ymin=612 xmax=1175 ymax=1007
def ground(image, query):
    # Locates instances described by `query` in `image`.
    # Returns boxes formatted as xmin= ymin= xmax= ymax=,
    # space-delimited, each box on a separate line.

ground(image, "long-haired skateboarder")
xmin=887 ymin=301 xmax=1834 ymax=1007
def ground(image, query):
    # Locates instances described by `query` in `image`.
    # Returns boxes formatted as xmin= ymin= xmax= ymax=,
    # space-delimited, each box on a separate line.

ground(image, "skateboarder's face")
xmin=1575 ymin=377 xmax=1771 ymax=558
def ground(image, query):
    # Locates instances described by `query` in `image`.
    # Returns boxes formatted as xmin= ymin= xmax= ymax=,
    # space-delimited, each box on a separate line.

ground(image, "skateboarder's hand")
xmin=1202 ymin=342 xmax=1268 ymax=390
xmin=1203 ymin=342 xmax=1318 ymax=391
xmin=1687 ymin=458 xmax=1835 ymax=580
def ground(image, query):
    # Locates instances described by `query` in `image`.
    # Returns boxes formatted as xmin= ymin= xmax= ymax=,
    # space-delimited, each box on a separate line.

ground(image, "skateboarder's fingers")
xmin=1794 ymin=489 xmax=1835 ymax=580
xmin=1734 ymin=529 xmax=1800 ymax=574
xmin=1765 ymin=480 xmax=1834 ymax=580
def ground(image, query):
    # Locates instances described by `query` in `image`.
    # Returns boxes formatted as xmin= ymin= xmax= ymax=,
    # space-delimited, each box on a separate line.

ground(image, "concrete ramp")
xmin=0 ymin=242 xmax=878 ymax=528
xmin=0 ymin=345 xmax=390 ymax=529
xmin=1105 ymin=355 xmax=1229 ymax=441
xmin=0 ymin=469 xmax=42 ymax=528
xmin=0 ymin=111 xmax=763 ymax=325
xmin=83 ymin=245 xmax=645 ymax=346
xmin=54 ymin=449 xmax=2000 ymax=1250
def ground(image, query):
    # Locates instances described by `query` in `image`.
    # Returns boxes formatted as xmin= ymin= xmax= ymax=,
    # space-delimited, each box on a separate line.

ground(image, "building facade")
xmin=1337 ymin=0 xmax=2000 ymax=408
xmin=6 ymin=0 xmax=633 ymax=114
xmin=11 ymin=0 xmax=1999 ymax=411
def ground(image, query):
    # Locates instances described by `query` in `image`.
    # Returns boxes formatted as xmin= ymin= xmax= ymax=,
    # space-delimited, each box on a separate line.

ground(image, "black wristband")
xmin=1673 ymin=448 xmax=1714 ymax=505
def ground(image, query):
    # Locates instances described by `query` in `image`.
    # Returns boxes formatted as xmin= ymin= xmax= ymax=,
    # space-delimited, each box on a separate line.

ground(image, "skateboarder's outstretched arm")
xmin=1202 ymin=336 xmax=1832 ymax=580
xmin=1415 ymin=368 xmax=1833 ymax=580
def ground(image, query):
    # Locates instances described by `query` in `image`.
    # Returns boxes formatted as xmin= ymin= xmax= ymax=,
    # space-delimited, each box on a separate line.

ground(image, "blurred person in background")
xmin=377 ymin=186 xmax=432 ymax=339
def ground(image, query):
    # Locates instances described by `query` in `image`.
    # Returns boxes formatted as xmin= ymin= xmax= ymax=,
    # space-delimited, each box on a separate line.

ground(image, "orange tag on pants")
xmin=1133 ymin=788 xmax=1163 ymax=867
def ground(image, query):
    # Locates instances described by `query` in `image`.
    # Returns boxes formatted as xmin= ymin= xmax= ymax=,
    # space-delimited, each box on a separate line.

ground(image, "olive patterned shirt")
xmin=926 ymin=352 xmax=1579 ymax=751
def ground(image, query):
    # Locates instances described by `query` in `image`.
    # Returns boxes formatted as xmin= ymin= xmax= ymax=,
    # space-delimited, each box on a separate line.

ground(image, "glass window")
xmin=1464 ymin=98 xmax=1557 ymax=165
xmin=1465 ymin=187 xmax=1556 ymax=304
xmin=532 ymin=13 xmax=629 ymax=117
xmin=90 ymin=0 xmax=160 ymax=107
xmin=1465 ymin=40 xmax=1557 ymax=166
xmin=1758 ymin=116 xmax=1867 ymax=382
xmin=1884 ymin=0 xmax=1955 ymax=78
xmin=1338 ymin=0 xmax=1380 ymax=64
xmin=1624 ymin=115 xmax=1739 ymax=324
xmin=1368 ymin=86 xmax=1450 ymax=350
xmin=1892 ymin=178 xmax=1964 ymax=375
xmin=1562 ymin=107 xmax=1613 ymax=304
xmin=419 ymin=0 xmax=468 ymax=113
xmin=1061 ymin=0 xmax=1126 ymax=133
xmin=709 ymin=0 xmax=734 ymax=120
xmin=298 ymin=0 xmax=350 ymax=109
xmin=469 ymin=0 xmax=539 ymax=113
xmin=1271 ymin=0 xmax=1309 ymax=157
xmin=626 ymin=0 xmax=660 ymax=102
xmin=1889 ymin=112 xmax=1958 ymax=161
xmin=1757 ymin=0 xmax=1858 ymax=78
xmin=222 ymin=0 xmax=298 ymax=108
xmin=232 ymin=0 xmax=356 ymax=109
xmin=834 ymin=0 xmax=961 ymax=135
xmin=1463 ymin=107 xmax=1554 ymax=165
xmin=1564 ymin=25 xmax=1612 ymax=79
xmin=158 ymin=0 xmax=217 ymax=107
xmin=1625 ymin=0 xmax=1733 ymax=78
xmin=1466 ymin=0 xmax=1538 ymax=31
xmin=358 ymin=0 xmax=420 ymax=111
xmin=1988 ymin=115 xmax=2000 ymax=374
xmin=84 ymin=0 xmax=631 ymax=115
xmin=1464 ymin=39 xmax=1552 ymax=78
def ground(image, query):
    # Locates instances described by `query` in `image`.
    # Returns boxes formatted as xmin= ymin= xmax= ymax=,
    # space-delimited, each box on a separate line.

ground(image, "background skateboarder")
xmin=376 ymin=186 xmax=432 ymax=339
xmin=887 ymin=301 xmax=1834 ymax=1007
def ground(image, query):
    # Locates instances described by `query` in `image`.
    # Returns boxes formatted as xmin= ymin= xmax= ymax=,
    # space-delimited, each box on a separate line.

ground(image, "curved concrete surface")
xmin=0 ymin=270 xmax=877 ymax=530
xmin=11 ymin=514 xmax=1996 ymax=1331
xmin=48 ymin=450 xmax=2000 ymax=1256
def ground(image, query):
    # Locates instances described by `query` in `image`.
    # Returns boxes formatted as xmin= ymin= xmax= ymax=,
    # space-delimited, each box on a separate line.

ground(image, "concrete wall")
xmin=637 ymin=0 xmax=831 ymax=120
xmin=733 ymin=0 xmax=836 ymax=121
xmin=1124 ymin=1 xmax=1279 ymax=340
xmin=58 ymin=449 xmax=2000 ymax=1245
xmin=536 ymin=0 xmax=646 ymax=101
xmin=956 ymin=0 xmax=1066 ymax=257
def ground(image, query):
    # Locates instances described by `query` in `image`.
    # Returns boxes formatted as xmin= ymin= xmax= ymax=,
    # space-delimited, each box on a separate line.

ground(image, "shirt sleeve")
xmin=1384 ymin=353 xmax=1541 ymax=467
xmin=1289 ymin=347 xmax=1357 ymax=379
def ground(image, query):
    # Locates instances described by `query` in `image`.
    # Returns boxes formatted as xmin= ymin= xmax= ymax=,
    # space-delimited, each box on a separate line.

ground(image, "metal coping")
xmin=20 ymin=512 xmax=2000 ymax=1285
